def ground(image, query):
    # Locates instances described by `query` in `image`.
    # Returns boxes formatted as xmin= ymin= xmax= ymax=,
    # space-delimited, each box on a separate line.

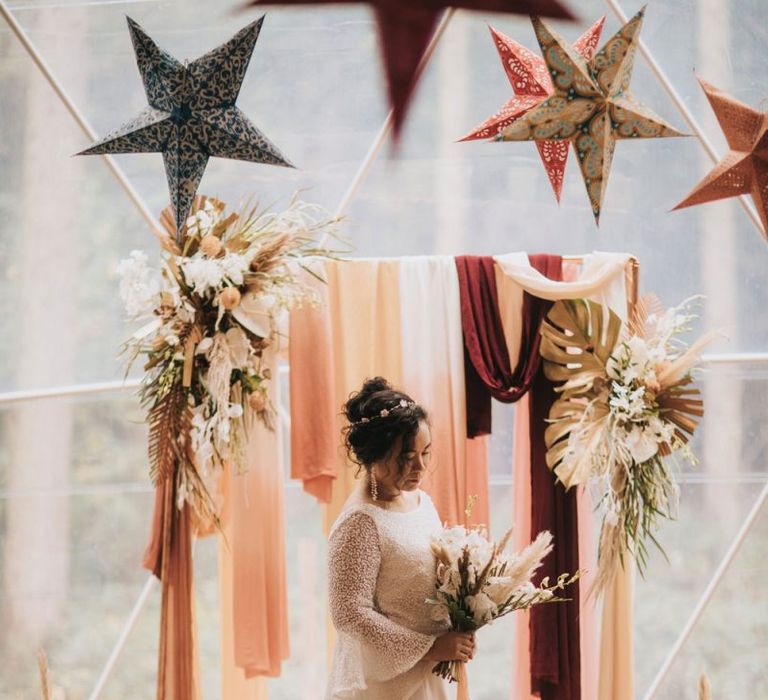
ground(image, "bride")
xmin=325 ymin=377 xmax=475 ymax=700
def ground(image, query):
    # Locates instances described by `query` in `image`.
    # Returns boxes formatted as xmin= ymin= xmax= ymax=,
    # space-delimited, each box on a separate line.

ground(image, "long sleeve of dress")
xmin=328 ymin=510 xmax=437 ymax=683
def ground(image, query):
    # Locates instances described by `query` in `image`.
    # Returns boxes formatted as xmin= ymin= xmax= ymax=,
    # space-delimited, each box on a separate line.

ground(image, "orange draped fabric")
xmin=510 ymin=395 xmax=535 ymax=700
xmin=143 ymin=480 xmax=201 ymax=700
xmin=288 ymin=259 xmax=404 ymax=532
xmin=218 ymin=470 xmax=269 ymax=699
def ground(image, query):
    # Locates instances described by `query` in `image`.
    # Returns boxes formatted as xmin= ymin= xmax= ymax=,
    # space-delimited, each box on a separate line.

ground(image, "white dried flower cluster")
xmin=180 ymin=252 xmax=251 ymax=296
xmin=427 ymin=527 xmax=557 ymax=628
xmin=605 ymin=324 xmax=683 ymax=467
xmin=116 ymin=250 xmax=161 ymax=319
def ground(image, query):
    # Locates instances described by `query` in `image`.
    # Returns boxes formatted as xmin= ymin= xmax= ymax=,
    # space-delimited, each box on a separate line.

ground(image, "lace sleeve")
xmin=328 ymin=510 xmax=436 ymax=682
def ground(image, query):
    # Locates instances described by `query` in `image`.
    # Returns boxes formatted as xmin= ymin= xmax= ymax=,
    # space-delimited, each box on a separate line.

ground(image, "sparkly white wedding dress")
xmin=324 ymin=490 xmax=452 ymax=700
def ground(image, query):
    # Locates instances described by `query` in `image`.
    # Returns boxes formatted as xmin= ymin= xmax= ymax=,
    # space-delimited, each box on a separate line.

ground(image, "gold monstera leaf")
xmin=540 ymin=298 xmax=622 ymax=395
xmin=540 ymin=298 xmax=622 ymax=488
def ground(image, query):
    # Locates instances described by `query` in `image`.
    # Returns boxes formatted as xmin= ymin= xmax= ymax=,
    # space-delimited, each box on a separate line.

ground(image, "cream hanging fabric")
xmin=399 ymin=255 xmax=489 ymax=527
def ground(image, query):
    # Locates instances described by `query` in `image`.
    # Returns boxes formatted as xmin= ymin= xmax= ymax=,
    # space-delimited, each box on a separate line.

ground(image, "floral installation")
xmin=539 ymin=295 xmax=715 ymax=594
xmin=118 ymin=195 xmax=341 ymax=524
xmin=426 ymin=525 xmax=578 ymax=695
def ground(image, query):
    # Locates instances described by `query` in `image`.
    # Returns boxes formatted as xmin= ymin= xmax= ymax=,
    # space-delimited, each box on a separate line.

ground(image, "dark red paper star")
xmin=244 ymin=0 xmax=575 ymax=136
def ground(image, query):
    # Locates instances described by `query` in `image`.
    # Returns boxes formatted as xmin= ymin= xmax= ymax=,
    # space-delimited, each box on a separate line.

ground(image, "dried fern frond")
xmin=146 ymin=383 xmax=191 ymax=484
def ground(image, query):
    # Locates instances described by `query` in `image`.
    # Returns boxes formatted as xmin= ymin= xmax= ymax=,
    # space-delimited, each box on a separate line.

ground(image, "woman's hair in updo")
xmin=343 ymin=377 xmax=428 ymax=472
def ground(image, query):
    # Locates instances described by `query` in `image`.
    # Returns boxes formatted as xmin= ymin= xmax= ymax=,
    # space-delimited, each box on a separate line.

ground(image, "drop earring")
xmin=370 ymin=470 xmax=378 ymax=501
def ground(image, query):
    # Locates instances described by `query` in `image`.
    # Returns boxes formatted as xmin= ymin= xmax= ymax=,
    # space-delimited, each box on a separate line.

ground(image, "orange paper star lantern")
xmin=460 ymin=17 xmax=606 ymax=202
xmin=673 ymin=76 xmax=768 ymax=240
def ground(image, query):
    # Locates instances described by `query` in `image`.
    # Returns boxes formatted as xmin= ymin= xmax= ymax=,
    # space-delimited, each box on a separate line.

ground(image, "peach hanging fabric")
xmin=288 ymin=259 xmax=404 ymax=531
xmin=218 ymin=468 xmax=268 ymax=700
xmin=324 ymin=259 xmax=404 ymax=531
xmin=496 ymin=255 xmax=532 ymax=694
xmin=597 ymin=563 xmax=634 ymax=700
xmin=510 ymin=394 xmax=534 ymax=700
xmin=217 ymin=346 xmax=290 ymax=690
xmin=289 ymin=262 xmax=337 ymax=504
xmin=398 ymin=256 xmax=488 ymax=527
xmin=577 ymin=484 xmax=598 ymax=700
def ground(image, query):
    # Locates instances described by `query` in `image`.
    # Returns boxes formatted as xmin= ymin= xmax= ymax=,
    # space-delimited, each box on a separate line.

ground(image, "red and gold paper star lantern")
xmin=498 ymin=7 xmax=686 ymax=224
xmin=460 ymin=17 xmax=605 ymax=201
xmin=244 ymin=0 xmax=575 ymax=137
xmin=673 ymin=76 xmax=768 ymax=240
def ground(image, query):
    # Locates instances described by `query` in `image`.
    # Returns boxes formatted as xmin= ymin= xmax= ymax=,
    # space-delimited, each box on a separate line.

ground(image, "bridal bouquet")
xmin=427 ymin=527 xmax=578 ymax=694
xmin=118 ymin=195 xmax=339 ymax=523
xmin=540 ymin=295 xmax=714 ymax=594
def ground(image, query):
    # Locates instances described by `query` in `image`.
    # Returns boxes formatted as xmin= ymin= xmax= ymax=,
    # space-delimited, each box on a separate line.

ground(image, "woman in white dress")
xmin=325 ymin=377 xmax=475 ymax=700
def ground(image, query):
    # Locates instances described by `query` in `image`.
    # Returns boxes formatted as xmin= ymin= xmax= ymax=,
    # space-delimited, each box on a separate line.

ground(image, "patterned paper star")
xmin=244 ymin=0 xmax=575 ymax=137
xmin=673 ymin=77 xmax=768 ymax=240
xmin=460 ymin=17 xmax=605 ymax=202
xmin=497 ymin=7 xmax=686 ymax=224
xmin=78 ymin=16 xmax=292 ymax=237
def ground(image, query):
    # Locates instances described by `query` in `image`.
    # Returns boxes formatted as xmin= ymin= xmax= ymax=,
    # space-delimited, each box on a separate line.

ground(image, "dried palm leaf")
xmin=698 ymin=672 xmax=711 ymax=700
xmin=626 ymin=293 xmax=665 ymax=340
xmin=38 ymin=648 xmax=50 ymax=700
xmin=657 ymin=377 xmax=704 ymax=449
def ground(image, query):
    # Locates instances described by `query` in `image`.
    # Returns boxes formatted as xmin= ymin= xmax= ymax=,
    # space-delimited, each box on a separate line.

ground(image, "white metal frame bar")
xmin=0 ymin=352 xmax=763 ymax=405
xmin=87 ymin=576 xmax=158 ymax=700
xmin=0 ymin=0 xmax=164 ymax=237
xmin=325 ymin=8 xmax=455 ymax=229
xmin=641 ymin=480 xmax=768 ymax=699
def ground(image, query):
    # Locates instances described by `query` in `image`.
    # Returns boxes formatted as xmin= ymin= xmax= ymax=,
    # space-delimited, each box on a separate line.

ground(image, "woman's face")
xmin=375 ymin=420 xmax=431 ymax=494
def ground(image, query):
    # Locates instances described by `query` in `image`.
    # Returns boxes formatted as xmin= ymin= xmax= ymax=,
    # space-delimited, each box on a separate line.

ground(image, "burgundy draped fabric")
xmin=455 ymin=254 xmax=558 ymax=437
xmin=524 ymin=256 xmax=580 ymax=700
xmin=456 ymin=253 xmax=580 ymax=700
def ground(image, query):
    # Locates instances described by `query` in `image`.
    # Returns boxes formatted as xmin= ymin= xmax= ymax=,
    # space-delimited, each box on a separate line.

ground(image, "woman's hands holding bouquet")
xmin=424 ymin=631 xmax=476 ymax=663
